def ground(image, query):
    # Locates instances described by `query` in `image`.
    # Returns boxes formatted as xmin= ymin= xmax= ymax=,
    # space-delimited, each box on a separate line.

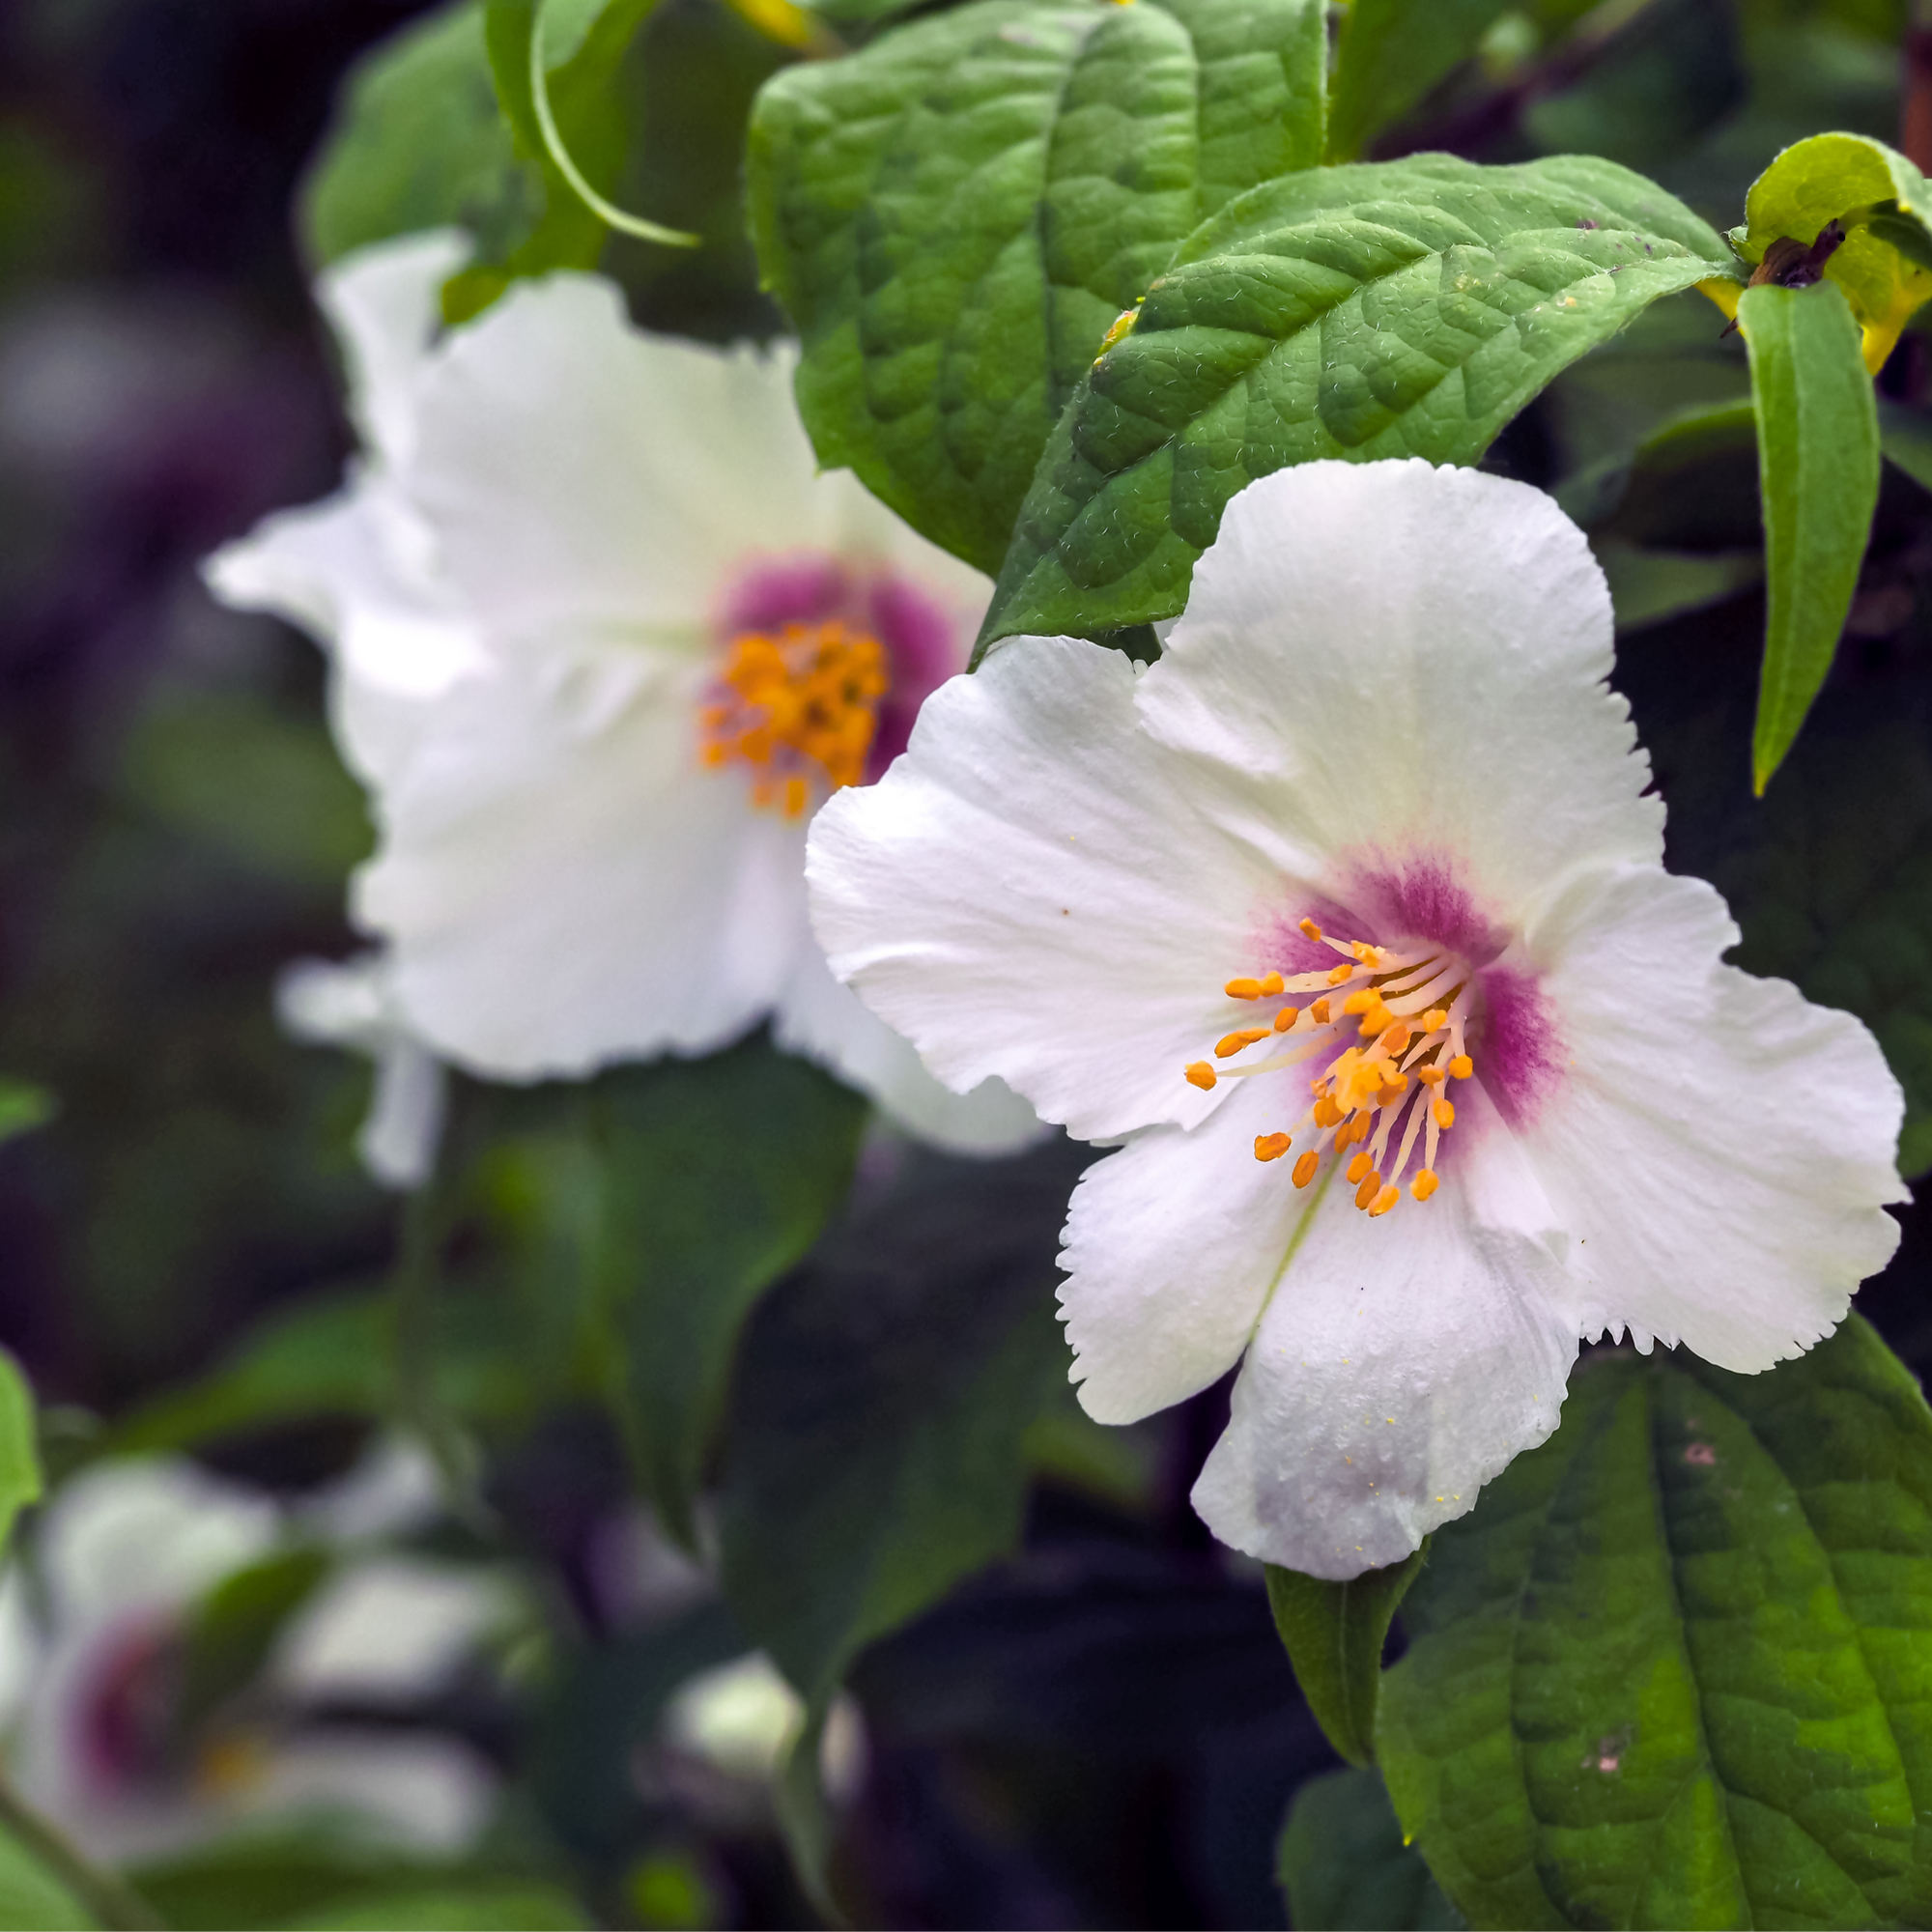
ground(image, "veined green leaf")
xmin=978 ymin=153 xmax=1731 ymax=654
xmin=1326 ymin=0 xmax=1514 ymax=163
xmin=1264 ymin=1547 xmax=1426 ymax=1769
xmin=1737 ymin=278 xmax=1878 ymax=792
xmin=748 ymin=0 xmax=1327 ymax=574
xmin=1379 ymin=1317 xmax=1932 ymax=1930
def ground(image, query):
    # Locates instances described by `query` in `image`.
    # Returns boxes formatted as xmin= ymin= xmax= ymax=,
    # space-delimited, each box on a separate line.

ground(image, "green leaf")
xmin=0 ymin=1354 xmax=41 ymax=1562
xmin=0 ymin=1082 xmax=53 ymax=1149
xmin=176 ymin=1548 xmax=331 ymax=1742
xmin=281 ymin=1889 xmax=590 ymax=1931
xmin=1326 ymin=0 xmax=1513 ymax=163
xmin=978 ymin=153 xmax=1733 ymax=654
xmin=451 ymin=0 xmax=662 ymax=318
xmin=1264 ymin=1547 xmax=1426 ymax=1768
xmin=298 ymin=2 xmax=537 ymax=270
xmin=0 ymin=1822 xmax=96 ymax=1931
xmin=717 ymin=1143 xmax=1086 ymax=1705
xmin=591 ymin=1037 xmax=867 ymax=1548
xmin=1737 ymin=131 xmax=1932 ymax=371
xmin=748 ymin=0 xmax=1328 ymax=573
xmin=1378 ymin=1316 xmax=1932 ymax=1930
xmin=1736 ymin=278 xmax=1879 ymax=792
xmin=1277 ymin=1767 xmax=1462 ymax=1932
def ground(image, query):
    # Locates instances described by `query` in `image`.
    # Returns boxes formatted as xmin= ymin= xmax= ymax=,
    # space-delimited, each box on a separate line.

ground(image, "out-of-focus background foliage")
xmin=0 ymin=0 xmax=1930 ymax=1925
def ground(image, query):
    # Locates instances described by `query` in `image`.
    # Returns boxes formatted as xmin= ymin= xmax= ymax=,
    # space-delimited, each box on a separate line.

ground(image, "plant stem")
xmin=0 ymin=1765 xmax=161 ymax=1930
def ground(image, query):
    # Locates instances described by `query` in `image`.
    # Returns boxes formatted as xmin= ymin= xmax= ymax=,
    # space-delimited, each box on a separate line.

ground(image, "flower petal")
xmin=1058 ymin=1075 xmax=1310 ymax=1424
xmin=810 ymin=635 xmax=1311 ymax=1141
xmin=1518 ymin=864 xmax=1906 ymax=1370
xmin=1191 ymin=1141 xmax=1578 ymax=1577
xmin=355 ymin=640 xmax=809 ymax=1077
xmin=317 ymin=230 xmax=472 ymax=469
xmin=773 ymin=943 xmax=1042 ymax=1155
xmin=401 ymin=281 xmax=965 ymax=645
xmin=1144 ymin=459 xmax=1662 ymax=915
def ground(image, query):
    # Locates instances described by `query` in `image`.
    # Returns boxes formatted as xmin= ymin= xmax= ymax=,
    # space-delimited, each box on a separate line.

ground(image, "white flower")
xmin=278 ymin=952 xmax=446 ymax=1189
xmin=205 ymin=231 xmax=1036 ymax=1155
xmin=0 ymin=1453 xmax=507 ymax=1861
xmin=808 ymin=458 xmax=1907 ymax=1578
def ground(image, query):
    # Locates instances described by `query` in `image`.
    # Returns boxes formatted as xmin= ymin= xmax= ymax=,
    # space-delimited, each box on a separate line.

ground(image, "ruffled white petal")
xmin=316 ymin=228 xmax=471 ymax=469
xmin=810 ymin=635 xmax=1315 ymax=1141
xmin=1143 ymin=459 xmax=1662 ymax=911
xmin=1516 ymin=864 xmax=1906 ymax=1370
xmin=354 ymin=639 xmax=809 ymax=1077
xmin=1058 ymin=1076 xmax=1309 ymax=1424
xmin=1191 ymin=1105 xmax=1579 ymax=1577
xmin=773 ymin=943 xmax=1041 ymax=1154
xmin=278 ymin=953 xmax=447 ymax=1190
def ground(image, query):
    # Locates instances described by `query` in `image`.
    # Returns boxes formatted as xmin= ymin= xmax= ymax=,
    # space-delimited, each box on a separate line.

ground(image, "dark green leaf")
xmin=0 ymin=1081 xmax=53 ymax=1149
xmin=1737 ymin=278 xmax=1879 ymax=792
xmin=1880 ymin=395 xmax=1932 ymax=493
xmin=1326 ymin=0 xmax=1513 ymax=163
xmin=1277 ymin=1767 xmax=1462 ymax=1932
xmin=1378 ymin=1317 xmax=1932 ymax=1930
xmin=748 ymin=0 xmax=1327 ymax=573
xmin=298 ymin=2 xmax=538 ymax=270
xmin=1264 ymin=1546 xmax=1425 ymax=1768
xmin=718 ymin=1142 xmax=1087 ymax=1705
xmin=978 ymin=153 xmax=1732 ymax=654
xmin=177 ymin=1548 xmax=331 ymax=1741
xmin=592 ymin=1037 xmax=867 ymax=1548
xmin=528 ymin=1605 xmax=747 ymax=1861
xmin=773 ymin=1701 xmax=842 ymax=1924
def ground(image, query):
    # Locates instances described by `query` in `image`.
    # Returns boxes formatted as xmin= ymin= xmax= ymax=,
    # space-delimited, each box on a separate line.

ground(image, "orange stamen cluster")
xmin=701 ymin=620 xmax=889 ymax=817
xmin=1184 ymin=914 xmax=1477 ymax=1216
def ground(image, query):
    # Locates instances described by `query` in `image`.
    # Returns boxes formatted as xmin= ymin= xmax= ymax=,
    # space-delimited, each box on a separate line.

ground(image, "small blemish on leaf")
xmin=1684 ymin=1441 xmax=1717 ymax=1466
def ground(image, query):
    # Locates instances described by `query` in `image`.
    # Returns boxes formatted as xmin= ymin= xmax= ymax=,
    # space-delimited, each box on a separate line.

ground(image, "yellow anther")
xmin=1310 ymin=998 xmax=1331 ymax=1025
xmin=1450 ymin=1055 xmax=1473 ymax=1080
xmin=1185 ymin=1062 xmax=1217 ymax=1090
xmin=1342 ymin=989 xmax=1375 ymax=1014
xmin=1351 ymin=941 xmax=1380 ymax=964
xmin=1433 ymin=1097 xmax=1456 ymax=1129
xmin=1423 ymin=1009 xmax=1449 ymax=1032
xmin=1298 ymin=918 xmax=1322 ymax=942
xmin=1226 ymin=978 xmax=1263 ymax=1000
xmin=1273 ymin=1006 xmax=1299 ymax=1033
xmin=1312 ymin=1095 xmax=1344 ymax=1128
xmin=1260 ymin=972 xmax=1284 ymax=996
xmin=1417 ymin=1065 xmax=1447 ymax=1086
xmin=1354 ymin=1169 xmax=1383 ymax=1210
xmin=1215 ymin=1028 xmax=1269 ymax=1058
xmin=1347 ymin=1151 xmax=1373 ymax=1184
xmin=1357 ymin=1004 xmax=1395 ymax=1037
xmin=1255 ymin=1132 xmax=1292 ymax=1162
xmin=1327 ymin=963 xmax=1355 ymax=985
xmin=1378 ymin=1079 xmax=1407 ymax=1106
xmin=1367 ymin=1184 xmax=1400 ymax=1218
xmin=1293 ymin=1151 xmax=1320 ymax=1188
xmin=1411 ymin=1169 xmax=1439 ymax=1202
xmin=1378 ymin=1022 xmax=1412 ymax=1055
xmin=782 ymin=775 xmax=809 ymax=818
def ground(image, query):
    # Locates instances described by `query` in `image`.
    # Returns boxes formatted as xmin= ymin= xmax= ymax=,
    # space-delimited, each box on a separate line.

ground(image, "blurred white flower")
xmin=662 ymin=1652 xmax=863 ymax=1803
xmin=809 ymin=459 xmax=1906 ymax=1577
xmin=207 ymin=231 xmax=1037 ymax=1156
xmin=277 ymin=952 xmax=446 ymax=1189
xmin=0 ymin=1452 xmax=508 ymax=1861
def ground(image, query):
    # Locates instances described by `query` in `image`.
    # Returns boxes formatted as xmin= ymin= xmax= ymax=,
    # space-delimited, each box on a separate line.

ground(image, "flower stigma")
xmin=1183 ymin=915 xmax=1477 ymax=1215
xmin=701 ymin=619 xmax=889 ymax=817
